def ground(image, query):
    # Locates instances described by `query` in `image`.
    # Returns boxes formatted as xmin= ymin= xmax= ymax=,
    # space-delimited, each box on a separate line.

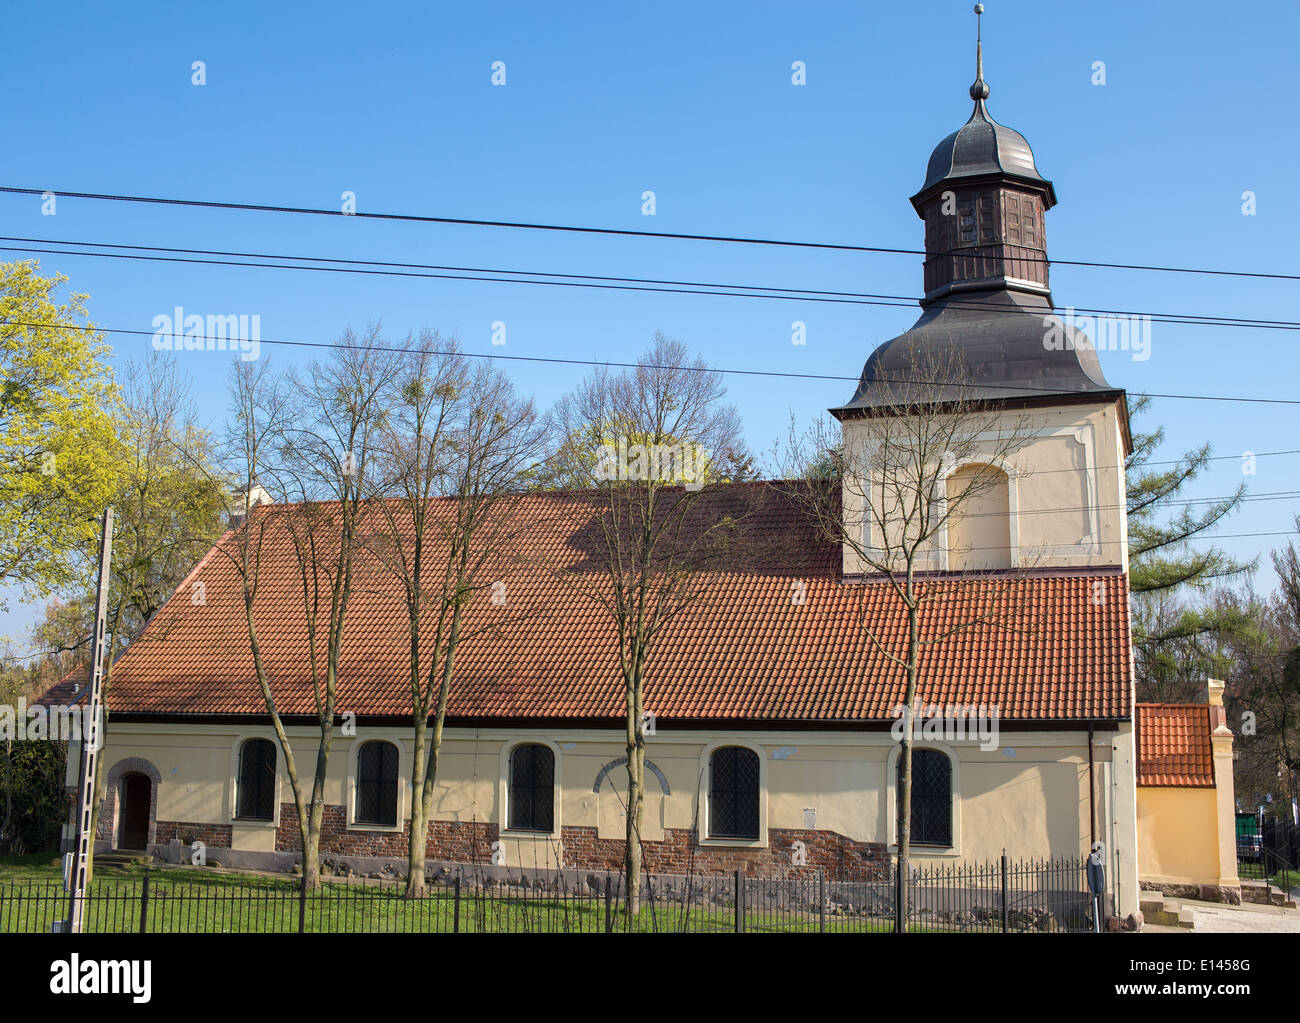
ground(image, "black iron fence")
xmin=1 ymin=852 xmax=1105 ymax=934
xmin=1237 ymin=815 xmax=1299 ymax=893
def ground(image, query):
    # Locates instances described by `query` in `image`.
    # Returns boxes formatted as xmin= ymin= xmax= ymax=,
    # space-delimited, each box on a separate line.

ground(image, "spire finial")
xmin=970 ymin=4 xmax=990 ymax=102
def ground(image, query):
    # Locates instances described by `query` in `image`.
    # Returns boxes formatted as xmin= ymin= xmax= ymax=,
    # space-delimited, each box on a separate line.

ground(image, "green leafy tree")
xmin=0 ymin=645 xmax=69 ymax=855
xmin=1126 ymin=395 xmax=1253 ymax=701
xmin=0 ymin=260 xmax=123 ymax=598
xmin=16 ymin=358 xmax=228 ymax=868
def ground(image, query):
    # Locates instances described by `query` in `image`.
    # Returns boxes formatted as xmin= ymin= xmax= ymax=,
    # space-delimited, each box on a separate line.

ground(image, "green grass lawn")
xmin=1 ymin=852 xmax=300 ymax=887
xmin=0 ymin=853 xmax=63 ymax=880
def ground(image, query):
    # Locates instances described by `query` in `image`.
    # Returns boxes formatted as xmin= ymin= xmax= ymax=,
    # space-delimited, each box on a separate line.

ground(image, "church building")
xmin=59 ymin=34 xmax=1141 ymax=916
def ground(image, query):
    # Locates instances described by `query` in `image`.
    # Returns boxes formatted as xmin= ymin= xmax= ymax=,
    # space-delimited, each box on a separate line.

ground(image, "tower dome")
xmin=916 ymin=96 xmax=1055 ymax=206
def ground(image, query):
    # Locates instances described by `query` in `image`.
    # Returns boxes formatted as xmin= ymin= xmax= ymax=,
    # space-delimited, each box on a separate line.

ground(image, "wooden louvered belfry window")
xmin=958 ymin=198 xmax=977 ymax=244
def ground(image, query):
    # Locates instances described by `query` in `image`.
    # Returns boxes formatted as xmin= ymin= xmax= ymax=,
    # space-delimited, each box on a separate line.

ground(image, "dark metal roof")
xmin=913 ymin=98 xmax=1056 ymax=208
xmin=832 ymin=291 xmax=1115 ymax=414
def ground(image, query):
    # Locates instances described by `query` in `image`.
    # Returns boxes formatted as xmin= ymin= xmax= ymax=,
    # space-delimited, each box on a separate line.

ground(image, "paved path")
xmin=1189 ymin=902 xmax=1300 ymax=933
xmin=1143 ymin=899 xmax=1300 ymax=934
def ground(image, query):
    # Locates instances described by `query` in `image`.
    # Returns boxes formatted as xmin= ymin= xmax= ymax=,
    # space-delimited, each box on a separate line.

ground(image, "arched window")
xmin=356 ymin=741 xmax=399 ymax=826
xmin=508 ymin=744 xmax=554 ymax=832
xmin=945 ymin=463 xmax=1011 ymax=570
xmin=910 ymin=749 xmax=953 ymax=847
xmin=709 ymin=746 xmax=760 ymax=840
xmin=236 ymin=739 xmax=276 ymax=821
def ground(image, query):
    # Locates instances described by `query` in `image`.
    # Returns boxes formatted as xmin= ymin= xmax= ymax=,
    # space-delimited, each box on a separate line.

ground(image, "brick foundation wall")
xmin=562 ymin=826 xmax=889 ymax=879
xmin=275 ymin=803 xmax=499 ymax=861
xmin=154 ymin=820 xmax=234 ymax=848
xmin=268 ymin=803 xmax=884 ymax=879
xmin=426 ymin=819 xmax=500 ymax=862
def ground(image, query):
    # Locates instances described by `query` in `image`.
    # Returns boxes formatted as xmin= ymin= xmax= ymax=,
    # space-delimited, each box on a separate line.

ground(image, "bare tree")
xmin=778 ymin=348 xmax=1039 ymax=931
xmin=547 ymin=333 xmax=753 ymax=915
xmin=83 ymin=358 xmax=226 ymax=871
xmin=365 ymin=332 xmax=544 ymax=896
xmin=222 ymin=329 xmax=397 ymax=889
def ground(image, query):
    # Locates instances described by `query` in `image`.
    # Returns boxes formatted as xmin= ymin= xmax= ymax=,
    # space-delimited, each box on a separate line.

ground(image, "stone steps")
xmin=92 ymin=851 xmax=154 ymax=868
xmin=1240 ymin=879 xmax=1297 ymax=909
xmin=1139 ymin=889 xmax=1195 ymax=929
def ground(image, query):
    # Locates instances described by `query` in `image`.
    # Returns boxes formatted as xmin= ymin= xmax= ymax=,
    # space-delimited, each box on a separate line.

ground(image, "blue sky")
xmin=2 ymin=0 xmax=1297 ymax=642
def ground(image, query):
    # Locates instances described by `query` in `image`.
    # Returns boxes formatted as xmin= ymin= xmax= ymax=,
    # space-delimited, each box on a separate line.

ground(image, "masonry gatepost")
xmin=1111 ymin=719 xmax=1140 ymax=917
xmin=1207 ymin=679 xmax=1241 ymax=901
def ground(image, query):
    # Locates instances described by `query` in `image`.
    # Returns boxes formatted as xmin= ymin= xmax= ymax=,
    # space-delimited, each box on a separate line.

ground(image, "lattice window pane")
xmin=237 ymin=739 xmax=276 ymax=820
xmin=911 ymin=749 xmax=953 ymax=847
xmin=709 ymin=747 xmax=760 ymax=839
xmin=509 ymin=745 xmax=554 ymax=832
xmin=357 ymin=741 xmax=399 ymax=826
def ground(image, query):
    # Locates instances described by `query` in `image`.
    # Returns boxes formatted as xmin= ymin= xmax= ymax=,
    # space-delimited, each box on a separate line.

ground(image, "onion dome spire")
xmin=970 ymin=4 xmax=990 ymax=102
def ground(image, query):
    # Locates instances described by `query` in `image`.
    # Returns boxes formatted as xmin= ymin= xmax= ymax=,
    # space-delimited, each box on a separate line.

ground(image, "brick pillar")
xmin=1207 ymin=679 xmax=1240 ymax=892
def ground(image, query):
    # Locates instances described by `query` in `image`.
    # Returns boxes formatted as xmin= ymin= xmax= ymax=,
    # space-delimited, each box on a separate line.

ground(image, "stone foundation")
xmin=1139 ymin=879 xmax=1242 ymax=905
xmin=154 ymin=820 xmax=234 ymax=849
xmin=561 ymin=825 xmax=888 ymax=879
xmin=238 ymin=803 xmax=887 ymax=880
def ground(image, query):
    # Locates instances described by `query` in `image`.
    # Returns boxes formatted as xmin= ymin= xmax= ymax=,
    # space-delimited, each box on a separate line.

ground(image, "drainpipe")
xmin=1087 ymin=726 xmax=1097 ymax=848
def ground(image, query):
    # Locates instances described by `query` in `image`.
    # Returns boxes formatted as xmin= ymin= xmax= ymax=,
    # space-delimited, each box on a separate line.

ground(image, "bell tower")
xmin=831 ymin=3 xmax=1133 ymax=578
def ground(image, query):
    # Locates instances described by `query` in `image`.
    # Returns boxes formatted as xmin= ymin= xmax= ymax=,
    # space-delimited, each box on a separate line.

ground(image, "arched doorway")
xmin=103 ymin=757 xmax=161 ymax=850
xmin=119 ymin=774 xmax=152 ymax=850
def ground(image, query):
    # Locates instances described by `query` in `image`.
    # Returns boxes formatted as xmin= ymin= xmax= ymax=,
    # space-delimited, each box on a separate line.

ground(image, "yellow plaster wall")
xmin=841 ymin=401 xmax=1129 ymax=574
xmin=90 ymin=724 xmax=1127 ymax=876
xmin=1136 ymin=786 xmax=1222 ymax=886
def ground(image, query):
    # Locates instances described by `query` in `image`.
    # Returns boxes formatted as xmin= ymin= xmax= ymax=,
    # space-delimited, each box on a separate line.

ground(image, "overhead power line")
xmin=902 ymin=529 xmax=1300 ymax=554
xmin=4 ymin=317 xmax=1300 ymax=407
xmin=2 ymin=185 xmax=1296 ymax=282
xmin=840 ymin=487 xmax=1300 ymax=528
xmin=877 ymin=489 xmax=1300 ymax=525
xmin=3 ymin=235 xmax=1296 ymax=332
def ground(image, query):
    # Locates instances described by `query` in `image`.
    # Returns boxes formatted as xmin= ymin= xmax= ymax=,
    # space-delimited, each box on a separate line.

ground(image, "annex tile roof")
xmin=95 ymin=485 xmax=1133 ymax=725
xmin=1135 ymin=703 xmax=1215 ymax=787
xmin=30 ymin=674 xmax=86 ymax=708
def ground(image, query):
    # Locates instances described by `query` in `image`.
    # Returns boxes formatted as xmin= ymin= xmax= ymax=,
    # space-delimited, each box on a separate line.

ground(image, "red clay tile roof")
xmin=105 ymin=485 xmax=1133 ymax=724
xmin=1136 ymin=703 xmax=1214 ymax=786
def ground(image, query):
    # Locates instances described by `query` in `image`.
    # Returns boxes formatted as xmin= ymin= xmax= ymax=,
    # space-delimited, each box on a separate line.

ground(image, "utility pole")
xmin=64 ymin=508 xmax=114 ymax=934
